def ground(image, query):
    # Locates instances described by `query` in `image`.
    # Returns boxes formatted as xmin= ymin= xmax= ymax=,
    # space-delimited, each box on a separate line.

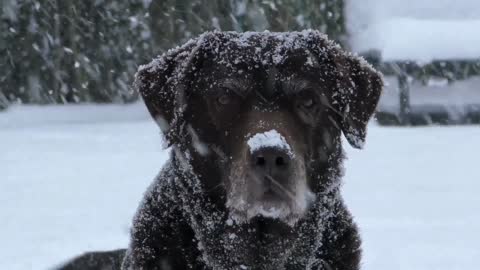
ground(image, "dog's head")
xmin=136 ymin=31 xmax=382 ymax=226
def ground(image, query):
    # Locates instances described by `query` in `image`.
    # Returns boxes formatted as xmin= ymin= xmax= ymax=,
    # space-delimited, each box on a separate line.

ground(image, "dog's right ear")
xmin=134 ymin=43 xmax=198 ymax=146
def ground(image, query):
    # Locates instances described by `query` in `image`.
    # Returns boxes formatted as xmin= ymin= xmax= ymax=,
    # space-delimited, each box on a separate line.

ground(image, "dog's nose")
xmin=250 ymin=147 xmax=291 ymax=185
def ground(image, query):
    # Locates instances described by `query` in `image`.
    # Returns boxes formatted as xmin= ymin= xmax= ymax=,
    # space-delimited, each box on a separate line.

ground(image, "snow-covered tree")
xmin=1 ymin=0 xmax=152 ymax=105
xmin=1 ymin=0 xmax=346 ymax=106
xmin=149 ymin=0 xmax=346 ymax=51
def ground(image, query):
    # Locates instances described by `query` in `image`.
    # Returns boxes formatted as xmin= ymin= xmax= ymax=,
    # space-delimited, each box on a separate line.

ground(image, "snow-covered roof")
xmin=352 ymin=18 xmax=480 ymax=62
xmin=346 ymin=0 xmax=480 ymax=62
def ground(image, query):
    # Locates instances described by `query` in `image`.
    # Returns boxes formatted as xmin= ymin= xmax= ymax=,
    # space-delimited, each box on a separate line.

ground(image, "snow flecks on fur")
xmin=137 ymin=29 xmax=339 ymax=79
xmin=134 ymin=30 xmax=383 ymax=151
xmin=125 ymin=144 xmax=347 ymax=269
xmin=344 ymin=128 xmax=366 ymax=149
xmin=247 ymin=129 xmax=294 ymax=157
xmin=187 ymin=124 xmax=210 ymax=156
xmin=233 ymin=187 xmax=316 ymax=227
xmin=126 ymin=30 xmax=374 ymax=269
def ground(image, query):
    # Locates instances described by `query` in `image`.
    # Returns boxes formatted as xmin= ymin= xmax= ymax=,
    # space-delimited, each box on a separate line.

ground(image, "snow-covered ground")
xmin=1 ymin=104 xmax=479 ymax=270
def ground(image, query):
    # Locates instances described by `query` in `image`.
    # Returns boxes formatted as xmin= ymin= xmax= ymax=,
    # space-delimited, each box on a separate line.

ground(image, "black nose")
xmin=250 ymin=147 xmax=291 ymax=187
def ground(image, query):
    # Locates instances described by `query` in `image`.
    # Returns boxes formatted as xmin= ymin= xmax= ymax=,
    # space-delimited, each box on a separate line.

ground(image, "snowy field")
xmin=1 ymin=104 xmax=479 ymax=270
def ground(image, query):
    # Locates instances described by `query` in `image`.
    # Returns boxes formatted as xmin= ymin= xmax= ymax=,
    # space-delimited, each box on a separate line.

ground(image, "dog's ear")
xmin=302 ymin=31 xmax=383 ymax=149
xmin=135 ymin=42 xmax=199 ymax=146
xmin=332 ymin=50 xmax=383 ymax=149
xmin=326 ymin=47 xmax=383 ymax=148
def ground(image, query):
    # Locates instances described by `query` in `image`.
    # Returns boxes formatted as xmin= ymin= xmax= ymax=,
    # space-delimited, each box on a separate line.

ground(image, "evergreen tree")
xmin=148 ymin=0 xmax=346 ymax=52
xmin=0 ymin=0 xmax=346 ymax=106
xmin=1 ymin=0 xmax=152 ymax=105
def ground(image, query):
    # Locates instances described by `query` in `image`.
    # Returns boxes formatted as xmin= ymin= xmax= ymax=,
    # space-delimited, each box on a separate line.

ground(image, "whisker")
xmin=264 ymin=174 xmax=297 ymax=203
xmin=207 ymin=182 xmax=225 ymax=193
xmin=210 ymin=145 xmax=228 ymax=162
xmin=323 ymin=99 xmax=343 ymax=118
xmin=247 ymin=171 xmax=263 ymax=185
xmin=246 ymin=172 xmax=303 ymax=210
xmin=327 ymin=115 xmax=341 ymax=130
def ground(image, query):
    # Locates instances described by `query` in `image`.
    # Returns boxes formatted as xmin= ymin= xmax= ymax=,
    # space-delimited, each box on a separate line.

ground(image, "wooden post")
xmin=398 ymin=72 xmax=411 ymax=125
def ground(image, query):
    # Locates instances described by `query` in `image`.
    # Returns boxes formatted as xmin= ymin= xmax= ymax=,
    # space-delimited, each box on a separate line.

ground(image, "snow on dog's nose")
xmin=248 ymin=130 xmax=294 ymax=193
xmin=247 ymin=129 xmax=294 ymax=158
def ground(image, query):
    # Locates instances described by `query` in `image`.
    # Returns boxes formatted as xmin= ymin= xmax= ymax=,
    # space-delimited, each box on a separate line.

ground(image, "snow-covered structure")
xmin=346 ymin=0 xmax=480 ymax=125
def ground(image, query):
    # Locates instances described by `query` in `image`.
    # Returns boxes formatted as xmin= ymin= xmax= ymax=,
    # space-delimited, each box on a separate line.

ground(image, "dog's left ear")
xmin=134 ymin=41 xmax=200 ymax=146
xmin=333 ymin=50 xmax=383 ymax=149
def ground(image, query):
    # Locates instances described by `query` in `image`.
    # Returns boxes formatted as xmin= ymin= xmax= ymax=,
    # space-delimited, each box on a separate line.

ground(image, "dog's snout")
xmin=250 ymin=147 xmax=291 ymax=188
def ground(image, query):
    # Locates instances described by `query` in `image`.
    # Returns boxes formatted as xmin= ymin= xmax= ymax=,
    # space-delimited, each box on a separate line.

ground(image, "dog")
xmin=56 ymin=249 xmax=125 ymax=270
xmin=58 ymin=30 xmax=382 ymax=270
xmin=122 ymin=30 xmax=382 ymax=270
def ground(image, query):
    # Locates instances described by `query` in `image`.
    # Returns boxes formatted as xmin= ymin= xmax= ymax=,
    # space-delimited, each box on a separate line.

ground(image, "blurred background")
xmin=2 ymin=0 xmax=480 ymax=125
xmin=1 ymin=1 xmax=479 ymax=269
xmin=1 ymin=0 xmax=345 ymax=107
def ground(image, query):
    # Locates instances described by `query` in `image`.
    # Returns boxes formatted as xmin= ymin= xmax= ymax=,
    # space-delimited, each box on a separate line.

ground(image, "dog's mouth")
xmin=262 ymin=188 xmax=282 ymax=201
xmin=248 ymin=216 xmax=294 ymax=236
xmin=248 ymin=199 xmax=290 ymax=219
xmin=226 ymin=178 xmax=316 ymax=227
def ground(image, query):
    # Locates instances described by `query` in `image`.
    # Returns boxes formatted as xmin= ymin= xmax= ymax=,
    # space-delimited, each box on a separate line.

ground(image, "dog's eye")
xmin=297 ymin=91 xmax=316 ymax=109
xmin=302 ymin=97 xmax=314 ymax=108
xmin=217 ymin=94 xmax=231 ymax=105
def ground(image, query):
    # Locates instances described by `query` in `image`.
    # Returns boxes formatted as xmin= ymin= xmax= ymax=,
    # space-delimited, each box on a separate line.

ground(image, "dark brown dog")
xmin=57 ymin=30 xmax=382 ymax=270
xmin=57 ymin=249 xmax=125 ymax=270
xmin=123 ymin=30 xmax=382 ymax=270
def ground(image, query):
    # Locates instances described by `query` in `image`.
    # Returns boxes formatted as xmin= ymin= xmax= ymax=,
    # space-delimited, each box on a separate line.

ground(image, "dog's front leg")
xmin=122 ymin=176 xmax=203 ymax=270
xmin=316 ymin=202 xmax=362 ymax=270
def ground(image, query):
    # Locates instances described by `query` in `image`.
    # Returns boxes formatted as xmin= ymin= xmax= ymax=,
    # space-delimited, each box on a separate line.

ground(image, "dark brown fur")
xmin=56 ymin=249 xmax=125 ymax=270
xmin=56 ymin=31 xmax=382 ymax=270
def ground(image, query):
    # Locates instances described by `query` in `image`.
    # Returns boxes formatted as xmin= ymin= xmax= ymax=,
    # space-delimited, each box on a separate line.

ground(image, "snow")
xmin=346 ymin=0 xmax=480 ymax=61
xmin=249 ymin=205 xmax=286 ymax=220
xmin=1 ymin=105 xmax=480 ymax=269
xmin=237 ymin=186 xmax=315 ymax=227
xmin=346 ymin=0 xmax=480 ymax=22
xmin=246 ymin=129 xmax=293 ymax=157
xmin=0 ymin=104 xmax=165 ymax=270
xmin=351 ymin=18 xmax=480 ymax=62
xmin=344 ymin=126 xmax=480 ymax=270
xmin=0 ymin=103 xmax=151 ymax=129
